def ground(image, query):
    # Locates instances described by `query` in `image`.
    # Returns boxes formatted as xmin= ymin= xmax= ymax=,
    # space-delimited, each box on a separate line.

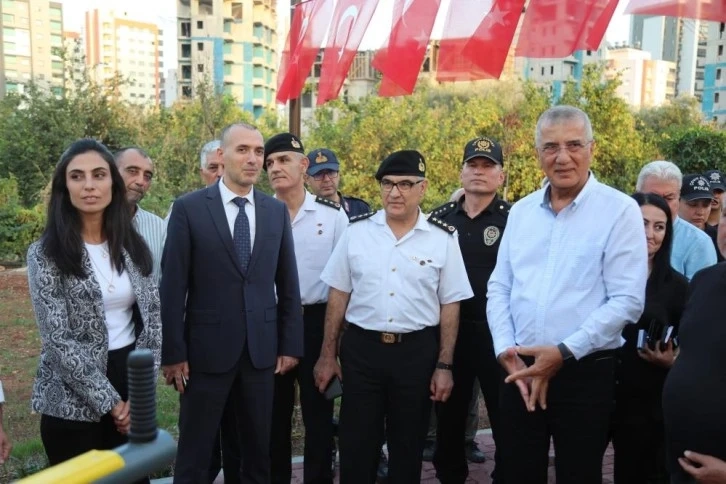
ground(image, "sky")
xmin=58 ymin=0 xmax=633 ymax=74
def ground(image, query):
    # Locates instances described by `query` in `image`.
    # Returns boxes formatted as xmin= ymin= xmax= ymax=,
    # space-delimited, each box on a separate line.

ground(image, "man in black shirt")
xmin=432 ymin=137 xmax=509 ymax=484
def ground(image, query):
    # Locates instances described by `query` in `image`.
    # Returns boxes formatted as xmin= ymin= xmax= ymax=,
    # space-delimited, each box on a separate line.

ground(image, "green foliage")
xmin=560 ymin=64 xmax=659 ymax=193
xmin=659 ymin=125 xmax=726 ymax=174
xmin=0 ymin=177 xmax=44 ymax=261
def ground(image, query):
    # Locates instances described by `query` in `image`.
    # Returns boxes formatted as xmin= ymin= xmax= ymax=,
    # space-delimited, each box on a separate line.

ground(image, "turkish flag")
xmin=625 ymin=0 xmax=726 ymax=22
xmin=372 ymin=0 xmax=442 ymax=97
xmin=515 ymin=0 xmax=619 ymax=58
xmin=438 ymin=0 xmax=525 ymax=82
xmin=316 ymin=0 xmax=381 ymax=105
xmin=276 ymin=0 xmax=333 ymax=104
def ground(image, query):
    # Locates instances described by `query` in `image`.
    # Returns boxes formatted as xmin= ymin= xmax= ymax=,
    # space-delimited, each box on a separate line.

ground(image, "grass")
xmin=0 ymin=270 xmax=310 ymax=481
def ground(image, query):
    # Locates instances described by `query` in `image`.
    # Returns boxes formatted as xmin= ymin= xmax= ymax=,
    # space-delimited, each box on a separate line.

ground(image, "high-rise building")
xmin=520 ymin=48 xmax=605 ymax=101
xmin=177 ymin=0 xmax=278 ymax=118
xmin=701 ymin=22 xmax=726 ymax=123
xmin=61 ymin=31 xmax=85 ymax=90
xmin=605 ymin=46 xmax=676 ymax=108
xmin=85 ymin=9 xmax=164 ymax=105
xmin=0 ymin=0 xmax=64 ymax=97
xmin=631 ymin=15 xmax=710 ymax=100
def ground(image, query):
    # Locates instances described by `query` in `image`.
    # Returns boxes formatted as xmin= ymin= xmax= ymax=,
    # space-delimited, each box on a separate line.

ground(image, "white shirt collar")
xmin=219 ymin=177 xmax=255 ymax=207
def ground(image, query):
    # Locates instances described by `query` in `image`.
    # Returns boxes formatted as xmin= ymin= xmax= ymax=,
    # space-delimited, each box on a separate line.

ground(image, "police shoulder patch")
xmin=430 ymin=202 xmax=457 ymax=219
xmin=428 ymin=216 xmax=456 ymax=234
xmin=350 ymin=211 xmax=376 ymax=223
xmin=315 ymin=196 xmax=341 ymax=210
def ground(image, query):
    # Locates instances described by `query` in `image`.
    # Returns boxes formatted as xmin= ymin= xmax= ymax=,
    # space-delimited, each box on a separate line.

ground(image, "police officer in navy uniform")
xmin=432 ymin=137 xmax=510 ymax=484
xmin=313 ymin=150 xmax=473 ymax=483
xmin=306 ymin=148 xmax=371 ymax=218
xmin=265 ymin=133 xmax=350 ymax=484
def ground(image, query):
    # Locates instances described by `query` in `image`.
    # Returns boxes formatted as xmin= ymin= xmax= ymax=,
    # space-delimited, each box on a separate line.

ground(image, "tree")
xmin=560 ymin=64 xmax=659 ymax=193
xmin=659 ymin=126 xmax=726 ymax=174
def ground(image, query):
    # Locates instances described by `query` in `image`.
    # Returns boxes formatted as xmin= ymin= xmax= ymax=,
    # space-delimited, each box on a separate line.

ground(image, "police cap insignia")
xmin=315 ymin=151 xmax=328 ymax=163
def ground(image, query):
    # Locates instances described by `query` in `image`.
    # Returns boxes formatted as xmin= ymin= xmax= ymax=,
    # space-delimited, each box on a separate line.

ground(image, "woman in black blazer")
xmin=26 ymin=139 xmax=161 ymax=468
xmin=612 ymin=193 xmax=689 ymax=483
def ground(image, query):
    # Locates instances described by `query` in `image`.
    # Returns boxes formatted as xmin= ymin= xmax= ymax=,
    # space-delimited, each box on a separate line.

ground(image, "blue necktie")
xmin=232 ymin=197 xmax=251 ymax=273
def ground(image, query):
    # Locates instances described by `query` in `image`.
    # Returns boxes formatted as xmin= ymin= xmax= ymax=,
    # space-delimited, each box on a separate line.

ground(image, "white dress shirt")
xmin=219 ymin=178 xmax=256 ymax=250
xmin=487 ymin=174 xmax=647 ymax=360
xmin=133 ymin=207 xmax=166 ymax=285
xmin=288 ymin=191 xmax=349 ymax=305
xmin=321 ymin=210 xmax=474 ymax=333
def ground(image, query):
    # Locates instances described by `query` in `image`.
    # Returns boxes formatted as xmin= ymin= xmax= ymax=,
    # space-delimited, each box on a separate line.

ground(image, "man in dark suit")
xmin=161 ymin=122 xmax=304 ymax=484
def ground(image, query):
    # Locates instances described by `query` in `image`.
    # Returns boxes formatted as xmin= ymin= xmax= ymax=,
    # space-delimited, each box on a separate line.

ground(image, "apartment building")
xmin=0 ymin=0 xmax=64 ymax=97
xmin=605 ymin=46 xmax=676 ymax=108
xmin=177 ymin=0 xmax=277 ymax=117
xmin=701 ymin=22 xmax=726 ymax=123
xmin=85 ymin=8 xmax=163 ymax=105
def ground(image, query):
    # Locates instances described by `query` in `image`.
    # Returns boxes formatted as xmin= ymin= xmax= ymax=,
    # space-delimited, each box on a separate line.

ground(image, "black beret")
xmin=263 ymin=133 xmax=305 ymax=170
xmin=375 ymin=150 xmax=426 ymax=180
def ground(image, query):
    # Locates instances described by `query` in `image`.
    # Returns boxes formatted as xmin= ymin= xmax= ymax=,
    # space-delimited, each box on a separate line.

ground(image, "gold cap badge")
xmin=315 ymin=151 xmax=328 ymax=163
xmin=418 ymin=157 xmax=425 ymax=173
xmin=474 ymin=138 xmax=492 ymax=152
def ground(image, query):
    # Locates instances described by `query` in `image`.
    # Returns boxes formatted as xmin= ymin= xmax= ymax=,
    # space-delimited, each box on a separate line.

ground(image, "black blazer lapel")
xmin=247 ymin=189 xmax=268 ymax=275
xmin=206 ymin=183 xmax=245 ymax=277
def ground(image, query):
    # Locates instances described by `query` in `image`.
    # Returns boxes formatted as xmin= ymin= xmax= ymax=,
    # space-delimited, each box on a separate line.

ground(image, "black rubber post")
xmin=126 ymin=349 xmax=157 ymax=443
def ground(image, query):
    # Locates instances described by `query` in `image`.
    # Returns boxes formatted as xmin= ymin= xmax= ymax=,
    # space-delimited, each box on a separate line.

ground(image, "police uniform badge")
xmin=483 ymin=226 xmax=500 ymax=246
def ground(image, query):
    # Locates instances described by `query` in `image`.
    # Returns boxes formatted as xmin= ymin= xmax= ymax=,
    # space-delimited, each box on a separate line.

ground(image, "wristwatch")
xmin=435 ymin=361 xmax=453 ymax=371
xmin=557 ymin=343 xmax=575 ymax=365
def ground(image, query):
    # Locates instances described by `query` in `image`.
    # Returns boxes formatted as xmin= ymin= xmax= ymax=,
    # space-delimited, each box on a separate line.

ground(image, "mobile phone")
xmin=636 ymin=329 xmax=647 ymax=351
xmin=324 ymin=375 xmax=343 ymax=400
xmin=172 ymin=375 xmax=188 ymax=391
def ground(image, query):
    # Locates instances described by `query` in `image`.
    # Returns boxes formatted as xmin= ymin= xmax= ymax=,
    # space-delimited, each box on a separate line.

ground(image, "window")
xmin=50 ymin=20 xmax=61 ymax=31
xmin=182 ymin=86 xmax=191 ymax=98
xmin=716 ymin=92 xmax=720 ymax=104
xmin=231 ymin=2 xmax=243 ymax=20
xmin=224 ymin=64 xmax=231 ymax=75
xmin=541 ymin=66 xmax=544 ymax=75
xmin=586 ymin=50 xmax=592 ymax=56
xmin=223 ymin=43 xmax=232 ymax=55
xmin=197 ymin=42 xmax=203 ymax=51
xmin=197 ymin=64 xmax=204 ymax=73
xmin=719 ymin=45 xmax=724 ymax=56
xmin=2 ymin=0 xmax=14 ymax=9
xmin=3 ymin=13 xmax=14 ymax=22
xmin=224 ymin=20 xmax=232 ymax=33
xmin=180 ymin=22 xmax=191 ymax=37
xmin=4 ymin=55 xmax=15 ymax=65
xmin=181 ymin=43 xmax=191 ymax=58
xmin=181 ymin=65 xmax=191 ymax=79
xmin=550 ymin=66 xmax=554 ymax=75
xmin=196 ymin=20 xmax=203 ymax=29
xmin=718 ymin=68 xmax=722 ymax=81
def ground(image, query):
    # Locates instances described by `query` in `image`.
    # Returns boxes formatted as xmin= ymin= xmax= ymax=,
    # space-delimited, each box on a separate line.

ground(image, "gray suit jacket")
xmin=27 ymin=241 xmax=162 ymax=422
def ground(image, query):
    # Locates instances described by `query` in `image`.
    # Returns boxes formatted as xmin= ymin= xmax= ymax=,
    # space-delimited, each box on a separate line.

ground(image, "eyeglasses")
xmin=538 ymin=140 xmax=593 ymax=156
xmin=380 ymin=179 xmax=424 ymax=193
xmin=311 ymin=170 xmax=339 ymax=181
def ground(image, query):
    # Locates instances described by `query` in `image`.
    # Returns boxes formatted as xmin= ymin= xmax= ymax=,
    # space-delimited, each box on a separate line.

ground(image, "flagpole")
xmin=288 ymin=0 xmax=302 ymax=137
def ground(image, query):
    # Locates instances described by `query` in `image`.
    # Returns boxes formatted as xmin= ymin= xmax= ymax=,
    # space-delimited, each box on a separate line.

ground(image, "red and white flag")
xmin=276 ymin=0 xmax=333 ymax=104
xmin=316 ymin=0 xmax=381 ymax=105
xmin=372 ymin=0 xmax=442 ymax=97
xmin=438 ymin=0 xmax=525 ymax=82
xmin=516 ymin=0 xmax=618 ymax=58
xmin=625 ymin=0 xmax=726 ymax=23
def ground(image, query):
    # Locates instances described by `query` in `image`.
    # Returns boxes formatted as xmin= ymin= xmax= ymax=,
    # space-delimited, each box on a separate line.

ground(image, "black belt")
xmin=348 ymin=324 xmax=435 ymax=344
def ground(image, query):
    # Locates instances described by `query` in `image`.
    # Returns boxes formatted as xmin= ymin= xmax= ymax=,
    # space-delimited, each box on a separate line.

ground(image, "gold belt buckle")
xmin=381 ymin=332 xmax=397 ymax=344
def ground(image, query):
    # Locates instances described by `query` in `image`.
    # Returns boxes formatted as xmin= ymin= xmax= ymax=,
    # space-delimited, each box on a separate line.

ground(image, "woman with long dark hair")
xmin=26 ymin=138 xmax=161 ymax=469
xmin=611 ymin=192 xmax=689 ymax=483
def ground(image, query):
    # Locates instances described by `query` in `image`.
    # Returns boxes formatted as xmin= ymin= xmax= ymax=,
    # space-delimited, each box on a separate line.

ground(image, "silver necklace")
xmin=88 ymin=244 xmax=115 ymax=293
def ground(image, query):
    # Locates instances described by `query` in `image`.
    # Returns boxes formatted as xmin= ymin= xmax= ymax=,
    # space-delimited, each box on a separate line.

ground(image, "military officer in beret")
xmin=313 ymin=150 xmax=473 ymax=483
xmin=306 ymin=148 xmax=371 ymax=218
xmin=432 ymin=137 xmax=509 ymax=484
xmin=265 ymin=133 xmax=350 ymax=484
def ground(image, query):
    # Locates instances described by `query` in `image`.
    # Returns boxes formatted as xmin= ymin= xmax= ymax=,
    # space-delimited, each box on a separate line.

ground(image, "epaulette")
xmin=428 ymin=216 xmax=457 ymax=234
xmin=349 ymin=211 xmax=376 ymax=223
xmin=430 ymin=201 xmax=457 ymax=219
xmin=315 ymin=196 xmax=341 ymax=210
